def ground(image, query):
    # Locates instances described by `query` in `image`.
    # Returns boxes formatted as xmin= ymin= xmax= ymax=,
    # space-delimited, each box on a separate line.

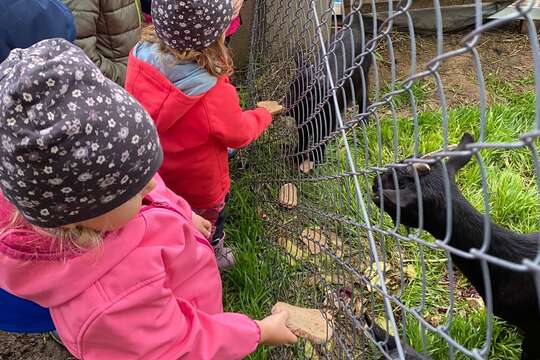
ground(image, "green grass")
xmin=237 ymin=85 xmax=250 ymax=109
xmin=220 ymin=177 xmax=271 ymax=360
xmin=225 ymin=74 xmax=537 ymax=359
xmin=222 ymin=175 xmax=298 ymax=359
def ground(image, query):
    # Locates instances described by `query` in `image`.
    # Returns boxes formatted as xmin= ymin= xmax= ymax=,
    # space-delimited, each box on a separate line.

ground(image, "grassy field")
xmin=223 ymin=72 xmax=538 ymax=359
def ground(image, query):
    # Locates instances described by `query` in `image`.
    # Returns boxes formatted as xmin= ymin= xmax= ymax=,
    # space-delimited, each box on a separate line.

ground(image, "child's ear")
xmin=382 ymin=189 xmax=417 ymax=208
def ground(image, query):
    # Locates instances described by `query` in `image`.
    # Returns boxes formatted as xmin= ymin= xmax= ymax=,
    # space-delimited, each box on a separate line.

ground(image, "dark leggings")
xmin=212 ymin=204 xmax=226 ymax=246
xmin=141 ymin=0 xmax=151 ymax=14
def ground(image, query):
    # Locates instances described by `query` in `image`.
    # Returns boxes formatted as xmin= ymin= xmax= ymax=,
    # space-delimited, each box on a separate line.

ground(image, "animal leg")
xmin=521 ymin=335 xmax=540 ymax=360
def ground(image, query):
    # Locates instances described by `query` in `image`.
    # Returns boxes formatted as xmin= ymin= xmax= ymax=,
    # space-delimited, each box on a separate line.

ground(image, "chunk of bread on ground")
xmin=273 ymin=302 xmax=333 ymax=344
xmin=278 ymin=183 xmax=298 ymax=209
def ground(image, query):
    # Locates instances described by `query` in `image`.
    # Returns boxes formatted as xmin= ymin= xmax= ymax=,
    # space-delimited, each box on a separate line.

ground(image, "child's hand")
xmin=192 ymin=212 xmax=212 ymax=239
xmin=255 ymin=311 xmax=298 ymax=346
xmin=257 ymin=101 xmax=283 ymax=116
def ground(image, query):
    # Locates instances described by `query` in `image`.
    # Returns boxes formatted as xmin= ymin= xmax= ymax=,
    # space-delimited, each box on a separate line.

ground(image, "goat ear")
xmin=457 ymin=132 xmax=475 ymax=149
xmin=447 ymin=132 xmax=474 ymax=176
xmin=408 ymin=163 xmax=431 ymax=176
xmin=382 ymin=189 xmax=417 ymax=208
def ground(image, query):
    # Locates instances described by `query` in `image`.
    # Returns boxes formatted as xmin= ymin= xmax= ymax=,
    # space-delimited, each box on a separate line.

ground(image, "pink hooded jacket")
xmin=0 ymin=175 xmax=260 ymax=359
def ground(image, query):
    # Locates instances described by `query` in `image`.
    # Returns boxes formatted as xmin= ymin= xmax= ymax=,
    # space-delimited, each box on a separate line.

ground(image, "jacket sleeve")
xmin=80 ymin=275 xmax=261 ymax=360
xmin=63 ymin=0 xmax=138 ymax=85
xmin=206 ymin=79 xmax=272 ymax=149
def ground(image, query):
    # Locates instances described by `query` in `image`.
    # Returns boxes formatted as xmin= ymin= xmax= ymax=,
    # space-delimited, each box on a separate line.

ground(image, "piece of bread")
xmin=299 ymin=160 xmax=315 ymax=174
xmin=257 ymin=100 xmax=284 ymax=115
xmin=279 ymin=183 xmax=298 ymax=209
xmin=273 ymin=302 xmax=333 ymax=344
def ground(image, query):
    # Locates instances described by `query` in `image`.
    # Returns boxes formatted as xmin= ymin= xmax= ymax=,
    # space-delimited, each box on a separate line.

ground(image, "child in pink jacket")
xmin=0 ymin=39 xmax=297 ymax=359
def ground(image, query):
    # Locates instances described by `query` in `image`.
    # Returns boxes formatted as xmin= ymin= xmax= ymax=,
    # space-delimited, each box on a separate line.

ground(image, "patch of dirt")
xmin=0 ymin=332 xmax=73 ymax=360
xmin=375 ymin=24 xmax=535 ymax=111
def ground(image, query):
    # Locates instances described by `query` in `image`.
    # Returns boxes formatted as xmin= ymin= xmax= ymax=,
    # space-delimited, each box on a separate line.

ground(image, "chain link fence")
xmin=244 ymin=0 xmax=540 ymax=359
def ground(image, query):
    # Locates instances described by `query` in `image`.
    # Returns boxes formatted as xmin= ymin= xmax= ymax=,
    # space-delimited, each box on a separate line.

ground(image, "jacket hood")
xmin=0 ymin=195 xmax=146 ymax=308
xmin=126 ymin=45 xmax=212 ymax=133
xmin=134 ymin=42 xmax=217 ymax=97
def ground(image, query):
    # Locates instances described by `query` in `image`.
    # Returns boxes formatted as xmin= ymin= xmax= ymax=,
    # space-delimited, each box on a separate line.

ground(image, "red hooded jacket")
xmin=125 ymin=53 xmax=272 ymax=209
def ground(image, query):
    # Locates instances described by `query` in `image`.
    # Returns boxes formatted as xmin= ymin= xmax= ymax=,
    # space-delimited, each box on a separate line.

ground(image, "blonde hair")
xmin=141 ymin=25 xmax=234 ymax=77
xmin=5 ymin=211 xmax=103 ymax=253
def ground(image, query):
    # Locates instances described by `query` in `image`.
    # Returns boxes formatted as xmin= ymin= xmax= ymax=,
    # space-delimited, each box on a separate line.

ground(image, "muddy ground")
xmin=0 ymin=24 xmax=536 ymax=360
xmin=0 ymin=332 xmax=73 ymax=360
xmin=376 ymin=23 xmax=535 ymax=111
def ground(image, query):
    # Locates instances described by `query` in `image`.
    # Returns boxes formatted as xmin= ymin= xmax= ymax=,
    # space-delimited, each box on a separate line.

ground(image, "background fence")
xmin=243 ymin=0 xmax=540 ymax=359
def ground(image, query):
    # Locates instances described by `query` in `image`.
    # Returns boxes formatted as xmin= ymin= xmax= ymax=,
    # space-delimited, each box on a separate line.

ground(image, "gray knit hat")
xmin=0 ymin=38 xmax=163 ymax=228
xmin=152 ymin=0 xmax=233 ymax=51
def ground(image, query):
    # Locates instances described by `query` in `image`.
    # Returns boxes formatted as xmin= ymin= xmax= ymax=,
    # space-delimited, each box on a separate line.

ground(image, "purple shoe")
xmin=213 ymin=235 xmax=235 ymax=271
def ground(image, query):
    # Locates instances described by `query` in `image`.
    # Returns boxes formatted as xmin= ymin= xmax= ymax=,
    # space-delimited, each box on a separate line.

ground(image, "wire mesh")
xmin=245 ymin=0 xmax=540 ymax=359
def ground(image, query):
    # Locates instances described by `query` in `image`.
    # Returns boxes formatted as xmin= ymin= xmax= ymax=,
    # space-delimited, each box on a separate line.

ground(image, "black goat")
xmin=364 ymin=315 xmax=432 ymax=360
xmin=283 ymin=13 xmax=372 ymax=165
xmin=372 ymin=133 xmax=540 ymax=359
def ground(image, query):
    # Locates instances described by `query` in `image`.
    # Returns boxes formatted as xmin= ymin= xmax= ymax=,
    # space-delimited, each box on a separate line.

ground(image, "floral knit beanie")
xmin=0 ymin=39 xmax=163 ymax=228
xmin=152 ymin=0 xmax=233 ymax=51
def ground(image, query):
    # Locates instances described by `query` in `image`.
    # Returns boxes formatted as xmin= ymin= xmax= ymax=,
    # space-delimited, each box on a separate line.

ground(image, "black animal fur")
xmin=364 ymin=315 xmax=432 ymax=360
xmin=283 ymin=13 xmax=372 ymax=164
xmin=372 ymin=133 xmax=540 ymax=359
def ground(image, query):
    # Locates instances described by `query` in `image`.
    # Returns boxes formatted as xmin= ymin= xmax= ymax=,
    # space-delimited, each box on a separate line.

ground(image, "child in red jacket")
xmin=125 ymin=0 xmax=277 ymax=270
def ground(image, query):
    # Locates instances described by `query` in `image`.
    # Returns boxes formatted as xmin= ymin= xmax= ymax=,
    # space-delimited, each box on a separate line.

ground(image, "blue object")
xmin=0 ymin=0 xmax=75 ymax=333
xmin=0 ymin=289 xmax=54 ymax=333
xmin=0 ymin=0 xmax=76 ymax=63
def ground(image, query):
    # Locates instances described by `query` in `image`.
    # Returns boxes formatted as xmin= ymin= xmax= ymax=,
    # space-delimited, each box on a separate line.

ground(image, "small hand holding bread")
xmin=272 ymin=302 xmax=333 ymax=344
xmin=255 ymin=310 xmax=298 ymax=346
xmin=257 ymin=101 xmax=284 ymax=115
